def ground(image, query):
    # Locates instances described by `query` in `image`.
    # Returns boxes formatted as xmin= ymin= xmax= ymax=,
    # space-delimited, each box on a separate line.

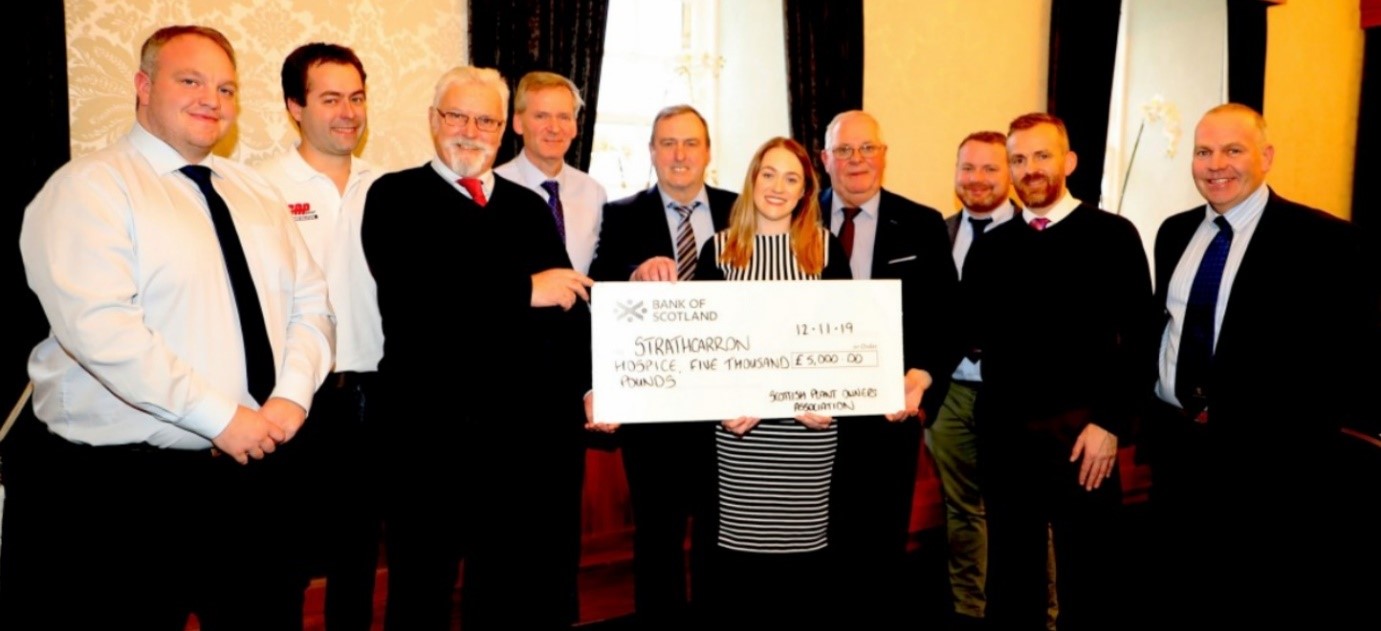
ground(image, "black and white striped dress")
xmin=698 ymin=228 xmax=843 ymax=554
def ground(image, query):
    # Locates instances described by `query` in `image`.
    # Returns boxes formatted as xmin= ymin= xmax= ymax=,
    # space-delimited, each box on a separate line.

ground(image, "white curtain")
xmin=1101 ymin=0 xmax=1229 ymax=266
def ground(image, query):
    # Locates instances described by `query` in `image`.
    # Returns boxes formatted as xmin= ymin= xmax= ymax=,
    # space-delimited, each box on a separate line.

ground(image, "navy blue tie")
xmin=1176 ymin=215 xmax=1233 ymax=416
xmin=181 ymin=165 xmax=276 ymax=404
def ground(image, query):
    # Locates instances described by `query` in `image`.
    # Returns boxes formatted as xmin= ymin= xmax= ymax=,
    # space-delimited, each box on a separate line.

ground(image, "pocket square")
xmin=887 ymin=255 xmax=917 ymax=264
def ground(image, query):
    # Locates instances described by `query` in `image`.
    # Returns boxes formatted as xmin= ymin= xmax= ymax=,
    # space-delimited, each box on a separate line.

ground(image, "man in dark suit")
xmin=964 ymin=113 xmax=1157 ymax=631
xmin=1147 ymin=103 xmax=1375 ymax=629
xmin=587 ymin=104 xmax=735 ymax=630
xmin=360 ymin=65 xmax=592 ymax=631
xmin=817 ymin=110 xmax=960 ymax=626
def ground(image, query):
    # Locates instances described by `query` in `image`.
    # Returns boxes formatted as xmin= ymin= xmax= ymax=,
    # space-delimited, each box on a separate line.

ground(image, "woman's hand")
xmin=722 ymin=416 xmax=761 ymax=436
xmin=794 ymin=412 xmax=834 ymax=430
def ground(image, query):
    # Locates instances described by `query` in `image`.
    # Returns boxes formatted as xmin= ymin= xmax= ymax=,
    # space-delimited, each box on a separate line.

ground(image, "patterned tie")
xmin=674 ymin=203 xmax=698 ymax=280
xmin=1030 ymin=216 xmax=1051 ymax=231
xmin=458 ymin=177 xmax=487 ymax=206
xmin=839 ymin=207 xmax=863 ymax=260
xmin=180 ymin=165 xmax=275 ymax=404
xmin=540 ymin=180 xmax=566 ymax=242
xmin=1176 ymin=215 xmax=1233 ymax=418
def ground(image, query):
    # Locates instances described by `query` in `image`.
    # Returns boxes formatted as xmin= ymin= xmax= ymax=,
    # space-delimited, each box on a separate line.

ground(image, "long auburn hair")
xmin=719 ymin=137 xmax=825 ymax=274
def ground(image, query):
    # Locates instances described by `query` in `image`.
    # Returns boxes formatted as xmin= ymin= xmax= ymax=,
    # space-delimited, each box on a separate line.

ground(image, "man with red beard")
xmin=818 ymin=110 xmax=959 ymax=626
xmin=930 ymin=130 xmax=1018 ymax=629
xmin=359 ymin=65 xmax=593 ymax=630
xmin=961 ymin=113 xmax=1158 ymax=631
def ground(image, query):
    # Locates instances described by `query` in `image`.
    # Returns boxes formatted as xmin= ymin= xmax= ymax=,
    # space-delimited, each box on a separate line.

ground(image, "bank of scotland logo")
xmin=616 ymin=300 xmax=646 ymax=322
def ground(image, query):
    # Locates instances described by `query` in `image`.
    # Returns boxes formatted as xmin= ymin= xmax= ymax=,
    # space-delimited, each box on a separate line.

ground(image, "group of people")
xmin=0 ymin=21 xmax=1373 ymax=631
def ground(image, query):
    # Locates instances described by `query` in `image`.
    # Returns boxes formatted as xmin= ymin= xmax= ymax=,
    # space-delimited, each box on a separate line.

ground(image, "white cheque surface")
xmin=592 ymin=280 xmax=904 ymax=423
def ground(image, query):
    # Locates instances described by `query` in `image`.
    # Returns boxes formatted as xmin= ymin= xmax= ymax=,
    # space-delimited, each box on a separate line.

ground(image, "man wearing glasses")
xmin=360 ymin=65 xmax=593 ymax=630
xmin=819 ymin=110 xmax=959 ymax=625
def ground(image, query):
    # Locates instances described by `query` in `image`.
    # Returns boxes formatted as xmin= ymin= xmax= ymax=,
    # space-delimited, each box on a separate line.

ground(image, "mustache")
xmin=449 ymin=140 xmax=491 ymax=152
xmin=1021 ymin=173 xmax=1050 ymax=186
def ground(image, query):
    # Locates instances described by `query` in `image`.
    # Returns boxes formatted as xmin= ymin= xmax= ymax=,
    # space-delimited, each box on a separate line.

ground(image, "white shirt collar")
xmin=1025 ymin=190 xmax=1080 ymax=227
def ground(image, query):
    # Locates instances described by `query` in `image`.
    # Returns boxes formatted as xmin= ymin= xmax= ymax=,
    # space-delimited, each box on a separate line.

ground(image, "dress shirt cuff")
xmin=176 ymin=391 xmax=240 ymax=441
xmin=271 ymin=373 xmax=319 ymax=416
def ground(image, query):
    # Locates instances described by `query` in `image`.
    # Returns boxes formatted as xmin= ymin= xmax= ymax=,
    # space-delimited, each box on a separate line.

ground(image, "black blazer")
xmin=821 ymin=188 xmax=960 ymax=420
xmin=1153 ymin=189 xmax=1372 ymax=445
xmin=588 ymin=185 xmax=737 ymax=282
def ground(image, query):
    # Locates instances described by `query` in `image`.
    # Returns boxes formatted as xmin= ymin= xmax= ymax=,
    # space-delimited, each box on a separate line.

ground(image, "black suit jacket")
xmin=821 ymin=188 xmax=960 ymax=420
xmin=361 ymin=164 xmax=591 ymax=428
xmin=588 ymin=185 xmax=737 ymax=282
xmin=1154 ymin=189 xmax=1373 ymax=448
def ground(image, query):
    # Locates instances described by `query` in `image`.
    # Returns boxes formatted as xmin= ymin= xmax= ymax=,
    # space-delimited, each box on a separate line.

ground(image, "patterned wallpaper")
xmin=63 ymin=0 xmax=468 ymax=172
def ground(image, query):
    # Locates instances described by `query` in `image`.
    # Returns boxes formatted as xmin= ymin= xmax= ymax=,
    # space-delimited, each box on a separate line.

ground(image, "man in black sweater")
xmin=962 ymin=112 xmax=1157 ymax=631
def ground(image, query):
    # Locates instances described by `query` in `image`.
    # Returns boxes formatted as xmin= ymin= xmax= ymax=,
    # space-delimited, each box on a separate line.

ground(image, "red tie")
xmin=840 ymin=207 xmax=862 ymax=259
xmin=459 ymin=177 xmax=487 ymax=206
xmin=1030 ymin=217 xmax=1050 ymax=231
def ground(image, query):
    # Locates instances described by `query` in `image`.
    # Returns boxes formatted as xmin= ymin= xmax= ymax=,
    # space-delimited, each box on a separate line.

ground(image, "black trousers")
xmin=619 ymin=421 xmax=715 ymax=630
xmin=0 ymin=405 xmax=304 ymax=631
xmin=381 ymin=412 xmax=586 ymax=631
xmin=296 ymin=371 xmax=383 ymax=631
xmin=830 ymin=416 xmax=923 ymax=628
xmin=981 ymin=415 xmax=1123 ymax=631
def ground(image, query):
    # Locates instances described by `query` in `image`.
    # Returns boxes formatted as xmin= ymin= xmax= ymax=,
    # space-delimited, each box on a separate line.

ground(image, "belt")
xmin=328 ymin=371 xmax=376 ymax=390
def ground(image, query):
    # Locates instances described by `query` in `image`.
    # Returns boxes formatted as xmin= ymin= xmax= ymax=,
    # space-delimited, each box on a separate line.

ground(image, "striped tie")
xmin=674 ymin=203 xmax=697 ymax=280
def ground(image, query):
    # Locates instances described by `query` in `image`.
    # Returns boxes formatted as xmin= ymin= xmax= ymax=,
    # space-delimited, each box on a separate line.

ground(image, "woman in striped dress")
xmin=694 ymin=137 xmax=851 ymax=627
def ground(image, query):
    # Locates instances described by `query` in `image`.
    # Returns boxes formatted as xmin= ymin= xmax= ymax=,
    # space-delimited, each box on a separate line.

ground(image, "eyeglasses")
xmin=436 ymin=109 xmax=504 ymax=132
xmin=829 ymin=143 xmax=886 ymax=160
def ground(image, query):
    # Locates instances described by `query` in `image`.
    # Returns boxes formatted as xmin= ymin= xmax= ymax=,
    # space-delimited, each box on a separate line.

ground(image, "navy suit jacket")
xmin=1153 ymin=189 xmax=1373 ymax=447
xmin=588 ymin=185 xmax=737 ymax=282
xmin=821 ymin=188 xmax=960 ymax=420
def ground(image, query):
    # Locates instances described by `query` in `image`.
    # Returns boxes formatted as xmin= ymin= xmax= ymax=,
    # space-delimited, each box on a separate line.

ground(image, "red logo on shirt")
xmin=289 ymin=202 xmax=312 ymax=215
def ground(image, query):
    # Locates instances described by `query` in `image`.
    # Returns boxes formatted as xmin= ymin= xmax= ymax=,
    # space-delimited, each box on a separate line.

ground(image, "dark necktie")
xmin=1030 ymin=216 xmax=1050 ymax=231
xmin=840 ymin=207 xmax=863 ymax=259
xmin=180 ymin=165 xmax=275 ymax=404
xmin=540 ymin=180 xmax=566 ymax=242
xmin=968 ymin=216 xmax=993 ymax=243
xmin=459 ymin=177 xmax=487 ymax=206
xmin=962 ymin=217 xmax=994 ymax=363
xmin=1176 ymin=215 xmax=1234 ymax=418
xmin=674 ymin=203 xmax=697 ymax=280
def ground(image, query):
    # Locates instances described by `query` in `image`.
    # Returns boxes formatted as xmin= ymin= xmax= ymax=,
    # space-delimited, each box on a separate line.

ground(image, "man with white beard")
xmin=359 ymin=65 xmax=593 ymax=630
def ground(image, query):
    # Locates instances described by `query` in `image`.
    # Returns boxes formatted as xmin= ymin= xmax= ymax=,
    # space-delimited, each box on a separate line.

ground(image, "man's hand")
xmin=794 ymin=412 xmax=834 ymax=430
xmin=260 ymin=397 xmax=308 ymax=443
xmin=584 ymin=391 xmax=620 ymax=433
xmin=631 ymin=257 xmax=679 ymax=282
xmin=531 ymin=268 xmax=593 ymax=310
xmin=1070 ymin=422 xmax=1119 ymax=491
xmin=722 ymin=416 xmax=761 ymax=436
xmin=885 ymin=368 xmax=933 ymax=422
xmin=212 ymin=406 xmax=285 ymax=465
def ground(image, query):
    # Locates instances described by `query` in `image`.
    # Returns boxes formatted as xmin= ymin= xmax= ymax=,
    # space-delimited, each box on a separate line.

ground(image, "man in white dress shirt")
xmin=495 ymin=70 xmax=607 ymax=274
xmin=255 ymin=42 xmax=383 ymax=631
xmin=0 ymin=25 xmax=333 ymax=630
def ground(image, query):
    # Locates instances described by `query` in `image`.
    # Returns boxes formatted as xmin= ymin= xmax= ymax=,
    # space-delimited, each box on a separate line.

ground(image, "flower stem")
xmin=1117 ymin=121 xmax=1145 ymax=216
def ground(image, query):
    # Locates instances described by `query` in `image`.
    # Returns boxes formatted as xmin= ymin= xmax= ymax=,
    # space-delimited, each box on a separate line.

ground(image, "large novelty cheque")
xmin=591 ymin=280 xmax=905 ymax=423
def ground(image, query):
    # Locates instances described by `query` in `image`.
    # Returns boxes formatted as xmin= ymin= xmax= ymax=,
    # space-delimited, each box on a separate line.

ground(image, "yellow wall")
xmin=864 ymin=0 xmax=1364 ymax=220
xmin=1264 ymin=1 xmax=1364 ymax=219
xmin=63 ymin=0 xmax=469 ymax=172
xmin=863 ymin=0 xmax=1051 ymax=213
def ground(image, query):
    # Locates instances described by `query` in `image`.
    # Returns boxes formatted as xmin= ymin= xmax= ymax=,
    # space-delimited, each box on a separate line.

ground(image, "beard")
xmin=440 ymin=139 xmax=495 ymax=177
xmin=957 ymin=184 xmax=1007 ymax=213
xmin=1015 ymin=171 xmax=1064 ymax=208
